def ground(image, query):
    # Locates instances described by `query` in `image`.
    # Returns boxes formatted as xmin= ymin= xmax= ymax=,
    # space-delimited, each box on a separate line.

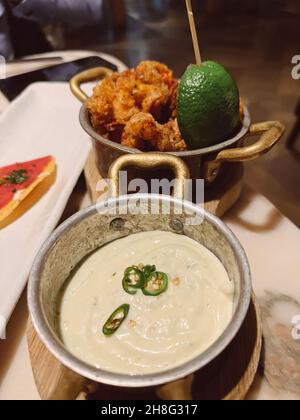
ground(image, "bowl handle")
xmin=204 ymin=121 xmax=285 ymax=182
xmin=108 ymin=153 xmax=190 ymax=199
xmin=70 ymin=67 xmax=114 ymax=103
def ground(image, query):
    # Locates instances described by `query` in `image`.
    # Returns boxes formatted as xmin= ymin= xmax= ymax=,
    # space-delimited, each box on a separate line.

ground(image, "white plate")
xmin=0 ymin=82 xmax=92 ymax=325
xmin=5 ymin=49 xmax=128 ymax=78
xmin=0 ymin=50 xmax=128 ymax=111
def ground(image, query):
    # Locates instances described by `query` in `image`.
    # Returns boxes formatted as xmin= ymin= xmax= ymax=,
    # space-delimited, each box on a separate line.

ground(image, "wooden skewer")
xmin=185 ymin=0 xmax=202 ymax=65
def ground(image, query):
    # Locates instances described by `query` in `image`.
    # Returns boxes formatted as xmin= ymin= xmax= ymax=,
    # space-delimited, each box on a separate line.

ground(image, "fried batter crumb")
xmin=87 ymin=61 xmax=187 ymax=152
xmin=172 ymin=277 xmax=181 ymax=286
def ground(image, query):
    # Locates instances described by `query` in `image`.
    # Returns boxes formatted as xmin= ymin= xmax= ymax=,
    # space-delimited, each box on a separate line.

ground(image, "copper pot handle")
xmin=108 ymin=153 xmax=190 ymax=199
xmin=70 ymin=67 xmax=114 ymax=103
xmin=204 ymin=121 xmax=285 ymax=182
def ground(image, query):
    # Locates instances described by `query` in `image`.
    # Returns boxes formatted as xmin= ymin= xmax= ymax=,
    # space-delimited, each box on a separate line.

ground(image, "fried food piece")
xmin=121 ymin=113 xmax=187 ymax=152
xmin=121 ymin=113 xmax=159 ymax=150
xmin=87 ymin=61 xmax=186 ymax=151
xmin=134 ymin=61 xmax=175 ymax=121
xmin=135 ymin=61 xmax=173 ymax=85
xmin=156 ymin=119 xmax=187 ymax=152
xmin=169 ymin=79 xmax=179 ymax=119
xmin=113 ymin=70 xmax=140 ymax=122
xmin=87 ymin=75 xmax=116 ymax=132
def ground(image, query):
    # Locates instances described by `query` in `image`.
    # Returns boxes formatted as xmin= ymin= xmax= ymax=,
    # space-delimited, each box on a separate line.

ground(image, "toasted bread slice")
xmin=0 ymin=156 xmax=56 ymax=224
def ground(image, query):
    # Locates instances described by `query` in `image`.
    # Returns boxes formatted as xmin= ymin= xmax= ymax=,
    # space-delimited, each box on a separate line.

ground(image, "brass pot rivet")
xmin=170 ymin=218 xmax=184 ymax=232
xmin=110 ymin=218 xmax=125 ymax=231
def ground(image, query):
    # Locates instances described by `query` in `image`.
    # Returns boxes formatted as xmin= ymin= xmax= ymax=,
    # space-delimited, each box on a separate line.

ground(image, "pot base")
xmin=27 ymin=295 xmax=261 ymax=400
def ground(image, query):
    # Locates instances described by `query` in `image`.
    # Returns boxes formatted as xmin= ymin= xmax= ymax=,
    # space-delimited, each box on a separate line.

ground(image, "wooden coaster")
xmin=27 ymin=296 xmax=262 ymax=400
xmin=27 ymin=151 xmax=260 ymax=400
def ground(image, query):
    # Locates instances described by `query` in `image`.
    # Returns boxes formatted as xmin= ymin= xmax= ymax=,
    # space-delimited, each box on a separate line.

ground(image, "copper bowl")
xmin=70 ymin=67 xmax=285 ymax=183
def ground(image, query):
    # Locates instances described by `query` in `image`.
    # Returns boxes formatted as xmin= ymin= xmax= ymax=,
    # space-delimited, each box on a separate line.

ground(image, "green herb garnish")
xmin=102 ymin=304 xmax=130 ymax=336
xmin=142 ymin=272 xmax=169 ymax=296
xmin=143 ymin=265 xmax=156 ymax=279
xmin=0 ymin=180 xmax=4 ymax=186
xmin=5 ymin=169 xmax=28 ymax=185
xmin=122 ymin=264 xmax=168 ymax=297
xmin=122 ymin=266 xmax=145 ymax=295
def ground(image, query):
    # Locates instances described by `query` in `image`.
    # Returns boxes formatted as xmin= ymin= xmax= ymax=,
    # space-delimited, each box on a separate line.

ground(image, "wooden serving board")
xmin=27 ymin=151 xmax=262 ymax=400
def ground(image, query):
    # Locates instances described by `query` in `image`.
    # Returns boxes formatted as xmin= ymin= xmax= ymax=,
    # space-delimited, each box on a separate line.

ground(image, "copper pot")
xmin=70 ymin=67 xmax=285 ymax=183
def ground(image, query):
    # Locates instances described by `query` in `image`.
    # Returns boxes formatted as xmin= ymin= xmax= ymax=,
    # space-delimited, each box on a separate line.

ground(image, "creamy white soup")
xmin=59 ymin=231 xmax=234 ymax=375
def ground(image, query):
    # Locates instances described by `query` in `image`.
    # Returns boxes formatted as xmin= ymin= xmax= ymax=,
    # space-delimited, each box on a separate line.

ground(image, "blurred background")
xmin=1 ymin=0 xmax=300 ymax=225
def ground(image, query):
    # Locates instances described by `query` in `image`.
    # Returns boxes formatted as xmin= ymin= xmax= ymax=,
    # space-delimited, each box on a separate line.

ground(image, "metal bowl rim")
xmin=79 ymin=106 xmax=251 ymax=157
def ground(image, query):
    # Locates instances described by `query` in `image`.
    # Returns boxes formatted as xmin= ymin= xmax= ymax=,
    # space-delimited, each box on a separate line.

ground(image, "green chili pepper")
xmin=143 ymin=265 xmax=156 ymax=279
xmin=122 ymin=266 xmax=145 ymax=295
xmin=142 ymin=272 xmax=169 ymax=296
xmin=122 ymin=276 xmax=138 ymax=295
xmin=102 ymin=304 xmax=130 ymax=336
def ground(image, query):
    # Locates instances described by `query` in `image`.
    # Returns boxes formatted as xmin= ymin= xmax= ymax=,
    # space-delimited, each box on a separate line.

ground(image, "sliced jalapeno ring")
xmin=102 ymin=304 xmax=130 ymax=336
xmin=124 ymin=266 xmax=145 ymax=287
xmin=122 ymin=276 xmax=137 ymax=295
xmin=143 ymin=265 xmax=156 ymax=279
xmin=142 ymin=272 xmax=169 ymax=296
xmin=122 ymin=266 xmax=145 ymax=294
